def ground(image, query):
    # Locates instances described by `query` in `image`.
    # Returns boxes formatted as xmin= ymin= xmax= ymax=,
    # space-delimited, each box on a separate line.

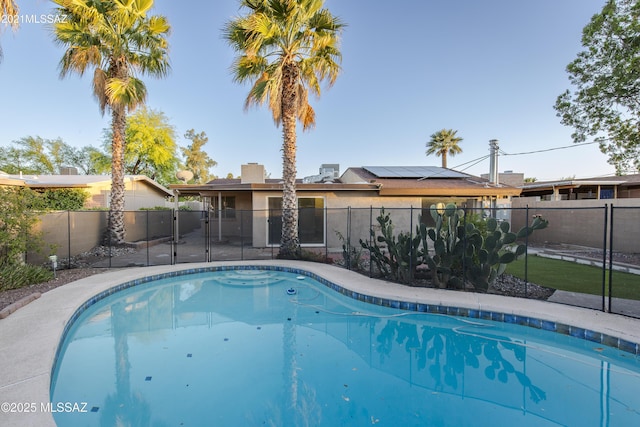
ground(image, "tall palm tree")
xmin=224 ymin=0 xmax=344 ymax=259
xmin=52 ymin=0 xmax=170 ymax=244
xmin=0 ymin=0 xmax=19 ymax=62
xmin=426 ymin=129 xmax=463 ymax=168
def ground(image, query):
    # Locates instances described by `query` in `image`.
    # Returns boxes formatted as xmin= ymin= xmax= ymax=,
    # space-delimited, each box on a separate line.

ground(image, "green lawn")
xmin=506 ymin=255 xmax=640 ymax=300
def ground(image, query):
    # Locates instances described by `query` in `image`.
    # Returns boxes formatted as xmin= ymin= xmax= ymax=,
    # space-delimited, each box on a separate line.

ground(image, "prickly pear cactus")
xmin=462 ymin=216 xmax=548 ymax=291
xmin=362 ymin=205 xmax=548 ymax=292
xmin=360 ymin=208 xmax=422 ymax=282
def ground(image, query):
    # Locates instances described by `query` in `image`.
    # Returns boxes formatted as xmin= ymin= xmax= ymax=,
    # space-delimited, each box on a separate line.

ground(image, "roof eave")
xmin=378 ymin=188 xmax=521 ymax=197
xmin=170 ymin=182 xmax=380 ymax=196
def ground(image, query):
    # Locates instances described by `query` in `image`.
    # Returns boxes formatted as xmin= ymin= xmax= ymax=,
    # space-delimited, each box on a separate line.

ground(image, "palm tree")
xmin=224 ymin=0 xmax=344 ymax=259
xmin=426 ymin=129 xmax=463 ymax=168
xmin=52 ymin=0 xmax=170 ymax=244
xmin=0 ymin=0 xmax=19 ymax=62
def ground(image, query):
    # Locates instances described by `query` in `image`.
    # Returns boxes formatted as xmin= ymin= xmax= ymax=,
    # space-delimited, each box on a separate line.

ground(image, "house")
xmin=0 ymin=171 xmax=173 ymax=210
xmin=518 ymin=174 xmax=640 ymax=201
xmin=170 ymin=163 xmax=521 ymax=249
xmin=510 ymin=174 xmax=640 ymax=252
xmin=480 ymin=170 xmax=525 ymax=188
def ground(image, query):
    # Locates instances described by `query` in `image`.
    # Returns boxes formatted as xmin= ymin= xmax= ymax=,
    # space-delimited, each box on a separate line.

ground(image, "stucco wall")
xmin=83 ymin=179 xmax=169 ymax=210
xmin=511 ymin=198 xmax=640 ymax=252
xmin=28 ymin=210 xmax=183 ymax=264
xmin=124 ymin=180 xmax=169 ymax=210
xmin=28 ymin=211 xmax=107 ymax=264
xmin=250 ymin=191 xmax=427 ymax=248
xmin=124 ymin=210 xmax=174 ymax=242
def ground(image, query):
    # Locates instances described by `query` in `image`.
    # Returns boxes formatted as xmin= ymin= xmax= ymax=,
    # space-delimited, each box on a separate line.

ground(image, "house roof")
xmin=170 ymin=165 xmax=522 ymax=197
xmin=342 ymin=167 xmax=521 ymax=197
xmin=520 ymin=174 xmax=640 ymax=192
xmin=0 ymin=173 xmax=173 ymax=197
xmin=360 ymin=166 xmax=470 ymax=179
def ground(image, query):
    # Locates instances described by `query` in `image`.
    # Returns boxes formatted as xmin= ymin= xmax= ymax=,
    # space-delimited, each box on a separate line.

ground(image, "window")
xmin=600 ymin=188 xmax=614 ymax=199
xmin=212 ymin=196 xmax=236 ymax=219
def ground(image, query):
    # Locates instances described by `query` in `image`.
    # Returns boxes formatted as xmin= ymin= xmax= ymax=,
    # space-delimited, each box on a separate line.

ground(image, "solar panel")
xmin=363 ymin=166 xmax=469 ymax=179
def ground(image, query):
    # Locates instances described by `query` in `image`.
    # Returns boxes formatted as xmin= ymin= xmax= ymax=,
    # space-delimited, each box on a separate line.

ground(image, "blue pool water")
xmin=51 ymin=269 xmax=640 ymax=426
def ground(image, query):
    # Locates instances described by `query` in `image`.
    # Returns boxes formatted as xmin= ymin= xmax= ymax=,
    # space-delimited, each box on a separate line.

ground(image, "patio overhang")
xmin=169 ymin=182 xmax=380 ymax=197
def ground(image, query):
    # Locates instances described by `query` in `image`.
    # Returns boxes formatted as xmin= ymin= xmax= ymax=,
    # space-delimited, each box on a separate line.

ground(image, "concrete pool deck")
xmin=1 ymin=261 xmax=640 ymax=427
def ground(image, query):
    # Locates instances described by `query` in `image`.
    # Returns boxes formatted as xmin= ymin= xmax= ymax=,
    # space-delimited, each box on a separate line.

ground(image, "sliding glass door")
xmin=267 ymin=197 xmax=325 ymax=245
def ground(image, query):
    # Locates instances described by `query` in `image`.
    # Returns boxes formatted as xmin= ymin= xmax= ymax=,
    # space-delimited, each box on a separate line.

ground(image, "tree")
xmin=426 ymin=129 xmax=463 ymax=168
xmin=125 ymin=107 xmax=178 ymax=184
xmin=0 ymin=136 xmax=88 ymax=174
xmin=182 ymin=129 xmax=217 ymax=184
xmin=555 ymin=0 xmax=640 ymax=174
xmin=16 ymin=136 xmax=60 ymax=174
xmin=224 ymin=0 xmax=344 ymax=258
xmin=53 ymin=0 xmax=170 ymax=243
xmin=102 ymin=107 xmax=179 ymax=185
xmin=0 ymin=0 xmax=19 ymax=63
xmin=67 ymin=146 xmax=107 ymax=175
xmin=0 ymin=186 xmax=53 ymax=290
xmin=0 ymin=186 xmax=38 ymax=266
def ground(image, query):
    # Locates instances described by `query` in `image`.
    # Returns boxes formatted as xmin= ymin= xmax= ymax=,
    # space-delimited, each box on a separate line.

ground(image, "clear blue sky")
xmin=0 ymin=0 xmax=614 ymax=181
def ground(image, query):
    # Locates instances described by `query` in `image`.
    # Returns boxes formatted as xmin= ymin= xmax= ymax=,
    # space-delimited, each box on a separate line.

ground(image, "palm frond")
xmin=224 ymin=0 xmax=344 ymax=131
xmin=54 ymin=0 xmax=170 ymax=113
xmin=105 ymin=76 xmax=148 ymax=112
xmin=1 ymin=0 xmax=19 ymax=29
xmin=232 ymin=55 xmax=269 ymax=83
xmin=92 ymin=68 xmax=108 ymax=114
xmin=296 ymin=86 xmax=316 ymax=130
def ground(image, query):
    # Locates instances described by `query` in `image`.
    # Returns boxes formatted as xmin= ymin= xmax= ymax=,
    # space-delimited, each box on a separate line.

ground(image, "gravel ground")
xmin=0 ymin=268 xmax=106 ymax=312
xmin=0 ymin=245 xmax=139 ymax=312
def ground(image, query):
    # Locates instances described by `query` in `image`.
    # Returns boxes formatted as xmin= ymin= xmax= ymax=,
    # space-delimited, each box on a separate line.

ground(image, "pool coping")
xmin=1 ymin=260 xmax=640 ymax=427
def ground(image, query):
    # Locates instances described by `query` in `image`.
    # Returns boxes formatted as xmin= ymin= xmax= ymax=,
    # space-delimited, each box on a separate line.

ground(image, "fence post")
xmin=524 ymin=205 xmax=529 ymax=297
xmin=172 ymin=208 xmax=177 ymax=265
xmin=205 ymin=208 xmax=211 ymax=262
xmin=106 ymin=211 xmax=112 ymax=268
xmin=67 ymin=211 xmax=71 ymax=270
xmin=347 ymin=207 xmax=352 ymax=270
xmin=461 ymin=206 xmax=467 ymax=291
xmin=325 ymin=205 xmax=328 ymax=262
xmin=240 ymin=209 xmax=244 ymax=261
xmin=409 ymin=206 xmax=414 ymax=278
xmin=608 ymin=204 xmax=614 ymax=313
xmin=369 ymin=206 xmax=373 ymax=278
xmin=146 ymin=210 xmax=150 ymax=266
xmin=601 ymin=204 xmax=608 ymax=312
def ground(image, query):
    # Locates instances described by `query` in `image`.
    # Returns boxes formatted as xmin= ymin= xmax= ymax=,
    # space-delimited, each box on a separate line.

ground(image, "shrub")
xmin=0 ymin=263 xmax=53 ymax=292
xmin=140 ymin=206 xmax=172 ymax=211
xmin=29 ymin=188 xmax=89 ymax=211
xmin=46 ymin=188 xmax=88 ymax=210
xmin=0 ymin=187 xmax=42 ymax=265
xmin=0 ymin=187 xmax=52 ymax=291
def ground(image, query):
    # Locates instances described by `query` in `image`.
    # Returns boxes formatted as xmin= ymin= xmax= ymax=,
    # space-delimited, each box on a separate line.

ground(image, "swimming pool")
xmin=50 ymin=268 xmax=640 ymax=426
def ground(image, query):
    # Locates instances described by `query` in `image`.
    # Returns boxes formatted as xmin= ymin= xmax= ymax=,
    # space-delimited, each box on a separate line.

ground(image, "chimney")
xmin=60 ymin=167 xmax=78 ymax=175
xmin=489 ymin=139 xmax=499 ymax=185
xmin=241 ymin=163 xmax=266 ymax=184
